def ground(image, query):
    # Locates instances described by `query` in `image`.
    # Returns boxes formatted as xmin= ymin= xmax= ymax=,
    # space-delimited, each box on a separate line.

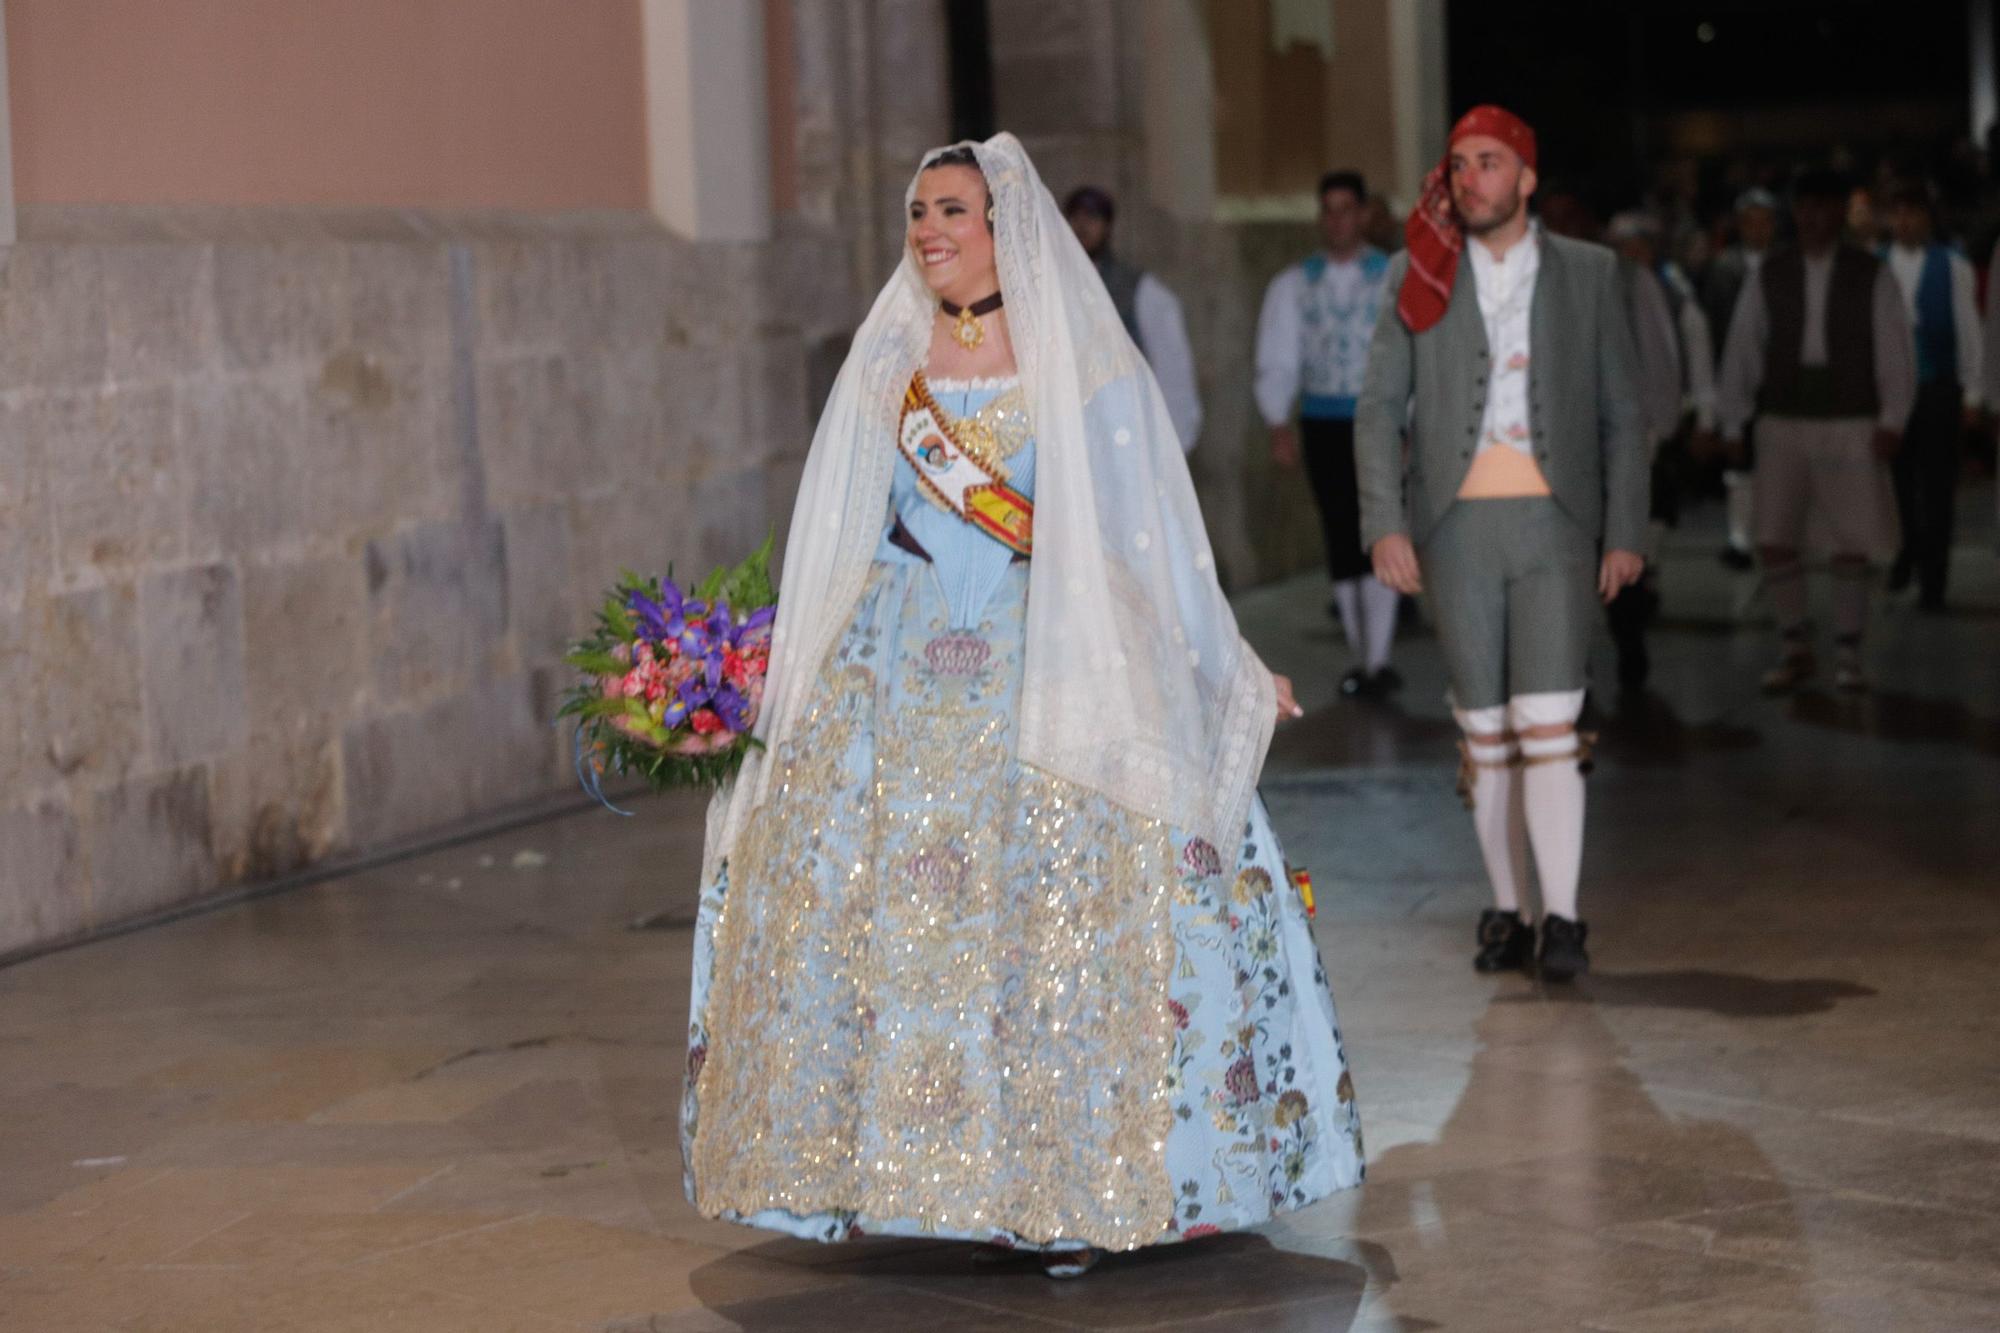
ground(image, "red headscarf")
xmin=1397 ymin=105 xmax=1539 ymax=333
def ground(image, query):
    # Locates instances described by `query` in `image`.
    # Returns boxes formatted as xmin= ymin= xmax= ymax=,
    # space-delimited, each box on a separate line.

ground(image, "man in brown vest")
xmin=1716 ymin=170 xmax=1915 ymax=694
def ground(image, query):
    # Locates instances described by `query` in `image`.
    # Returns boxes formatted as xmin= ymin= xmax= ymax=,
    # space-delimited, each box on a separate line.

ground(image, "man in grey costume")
xmin=1357 ymin=105 xmax=1648 ymax=983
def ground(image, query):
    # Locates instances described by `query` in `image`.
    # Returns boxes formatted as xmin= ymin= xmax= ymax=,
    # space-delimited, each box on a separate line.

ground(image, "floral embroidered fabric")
xmin=682 ymin=555 xmax=1364 ymax=1251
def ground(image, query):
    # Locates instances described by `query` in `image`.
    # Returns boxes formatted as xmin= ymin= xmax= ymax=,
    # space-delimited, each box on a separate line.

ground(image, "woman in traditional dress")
xmin=681 ymin=134 xmax=1363 ymax=1277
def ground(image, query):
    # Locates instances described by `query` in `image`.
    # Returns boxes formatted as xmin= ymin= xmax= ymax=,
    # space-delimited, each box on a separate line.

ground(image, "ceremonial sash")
xmin=897 ymin=372 xmax=1034 ymax=555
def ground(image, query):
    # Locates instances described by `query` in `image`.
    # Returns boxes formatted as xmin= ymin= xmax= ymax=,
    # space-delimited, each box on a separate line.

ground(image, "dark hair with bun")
xmin=919 ymin=146 xmax=993 ymax=231
xmin=922 ymin=145 xmax=981 ymax=173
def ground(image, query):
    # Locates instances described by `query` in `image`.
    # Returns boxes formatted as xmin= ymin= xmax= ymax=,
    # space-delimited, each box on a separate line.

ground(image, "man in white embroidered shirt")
xmin=1255 ymin=169 xmax=1400 ymax=697
xmin=1064 ymin=186 xmax=1203 ymax=454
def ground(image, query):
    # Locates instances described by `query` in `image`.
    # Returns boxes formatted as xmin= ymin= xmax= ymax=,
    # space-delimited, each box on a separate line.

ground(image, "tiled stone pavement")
xmin=4 ymin=504 xmax=1999 ymax=1331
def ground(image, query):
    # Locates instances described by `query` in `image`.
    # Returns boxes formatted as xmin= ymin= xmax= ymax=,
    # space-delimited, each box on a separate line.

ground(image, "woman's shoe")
xmin=1339 ymin=667 xmax=1372 ymax=697
xmin=1041 ymin=1248 xmax=1103 ymax=1279
xmin=1538 ymin=915 xmax=1590 ymax=983
xmin=1473 ymin=909 xmax=1534 ymax=974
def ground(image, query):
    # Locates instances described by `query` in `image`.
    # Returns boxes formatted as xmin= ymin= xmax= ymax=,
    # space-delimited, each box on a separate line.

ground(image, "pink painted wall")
xmin=7 ymin=0 xmax=649 ymax=210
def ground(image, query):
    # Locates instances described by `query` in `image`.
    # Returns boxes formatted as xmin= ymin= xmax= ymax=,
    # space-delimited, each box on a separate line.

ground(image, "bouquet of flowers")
xmin=560 ymin=536 xmax=776 ymax=795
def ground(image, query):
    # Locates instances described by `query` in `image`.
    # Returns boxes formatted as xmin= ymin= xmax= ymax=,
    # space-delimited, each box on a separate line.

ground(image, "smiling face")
xmin=908 ymin=164 xmax=998 ymax=306
xmin=1448 ymin=133 xmax=1537 ymax=237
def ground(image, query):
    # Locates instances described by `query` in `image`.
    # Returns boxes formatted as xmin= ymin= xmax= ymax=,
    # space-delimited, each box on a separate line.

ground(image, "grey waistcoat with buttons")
xmin=1355 ymin=232 xmax=1649 ymax=557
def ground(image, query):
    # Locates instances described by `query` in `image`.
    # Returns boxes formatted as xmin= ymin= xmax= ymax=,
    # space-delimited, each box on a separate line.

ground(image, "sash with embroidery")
xmin=897 ymin=371 xmax=1034 ymax=555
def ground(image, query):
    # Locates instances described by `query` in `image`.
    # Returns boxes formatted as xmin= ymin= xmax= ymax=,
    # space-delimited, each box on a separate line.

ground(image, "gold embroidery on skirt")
xmin=688 ymin=580 xmax=1178 ymax=1249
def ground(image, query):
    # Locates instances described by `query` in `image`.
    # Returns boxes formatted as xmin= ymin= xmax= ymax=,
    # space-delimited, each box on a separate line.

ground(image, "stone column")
xmin=1388 ymin=0 xmax=1448 ymax=208
xmin=1141 ymin=0 xmax=1217 ymax=222
xmin=642 ymin=0 xmax=773 ymax=242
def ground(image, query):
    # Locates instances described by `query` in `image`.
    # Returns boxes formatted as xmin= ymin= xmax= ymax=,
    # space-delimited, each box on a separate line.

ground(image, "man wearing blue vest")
xmin=1882 ymin=185 xmax=1982 ymax=611
xmin=1257 ymin=170 xmax=1400 ymax=696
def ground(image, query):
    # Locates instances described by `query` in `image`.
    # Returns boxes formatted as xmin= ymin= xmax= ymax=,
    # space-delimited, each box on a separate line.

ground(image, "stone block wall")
xmin=0 ymin=209 xmax=850 ymax=958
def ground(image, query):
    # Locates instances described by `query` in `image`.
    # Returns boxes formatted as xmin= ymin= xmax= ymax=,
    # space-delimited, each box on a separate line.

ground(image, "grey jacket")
xmin=1356 ymin=233 xmax=1650 ymax=556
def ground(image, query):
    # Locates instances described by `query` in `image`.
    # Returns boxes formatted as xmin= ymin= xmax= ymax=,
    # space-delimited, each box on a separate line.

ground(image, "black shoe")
xmin=1887 ymin=555 xmax=1913 ymax=594
xmin=1339 ymin=667 xmax=1372 ymax=697
xmin=1538 ymin=915 xmax=1591 ymax=983
xmin=1473 ymin=909 xmax=1534 ymax=974
xmin=1368 ymin=666 xmax=1404 ymax=695
xmin=1719 ymin=546 xmax=1754 ymax=572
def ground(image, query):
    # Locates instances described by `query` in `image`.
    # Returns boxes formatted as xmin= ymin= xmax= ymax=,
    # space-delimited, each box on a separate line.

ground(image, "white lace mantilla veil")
xmin=702 ymin=132 xmax=1276 ymax=885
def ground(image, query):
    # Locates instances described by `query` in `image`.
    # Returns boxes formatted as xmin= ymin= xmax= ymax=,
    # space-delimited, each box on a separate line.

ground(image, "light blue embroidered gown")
xmin=682 ymin=377 xmax=1363 ymax=1252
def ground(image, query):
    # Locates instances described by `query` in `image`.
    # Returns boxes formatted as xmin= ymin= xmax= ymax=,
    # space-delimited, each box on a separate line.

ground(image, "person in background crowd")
xmin=1602 ymin=210 xmax=1686 ymax=689
xmin=1882 ymin=184 xmax=1981 ymax=610
xmin=1064 ymin=186 xmax=1204 ymax=452
xmin=1716 ymin=170 xmax=1916 ymax=695
xmin=1363 ymin=193 xmax=1403 ymax=253
xmin=1256 ymin=169 xmax=1403 ymax=696
xmin=1702 ymin=187 xmax=1780 ymax=571
xmin=1358 ymin=106 xmax=1647 ymax=983
xmin=1848 ymin=185 xmax=1884 ymax=249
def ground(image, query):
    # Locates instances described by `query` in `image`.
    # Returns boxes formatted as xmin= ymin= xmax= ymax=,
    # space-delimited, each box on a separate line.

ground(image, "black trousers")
xmin=1893 ymin=379 xmax=1963 ymax=602
xmin=1300 ymin=417 xmax=1371 ymax=581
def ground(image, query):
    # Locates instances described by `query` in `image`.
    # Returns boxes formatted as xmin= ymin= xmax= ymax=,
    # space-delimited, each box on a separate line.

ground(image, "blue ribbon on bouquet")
xmin=571 ymin=723 xmax=635 ymax=818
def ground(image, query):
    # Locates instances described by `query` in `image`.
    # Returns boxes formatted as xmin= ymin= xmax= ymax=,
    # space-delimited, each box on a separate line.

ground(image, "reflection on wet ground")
xmin=1519 ymin=971 xmax=1878 ymax=1018
xmin=1790 ymin=688 xmax=2000 ymax=758
xmin=2 ymin=509 xmax=1998 ymax=1329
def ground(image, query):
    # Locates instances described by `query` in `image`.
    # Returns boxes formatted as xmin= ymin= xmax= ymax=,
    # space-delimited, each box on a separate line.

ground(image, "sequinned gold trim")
xmin=688 ymin=572 xmax=1178 ymax=1249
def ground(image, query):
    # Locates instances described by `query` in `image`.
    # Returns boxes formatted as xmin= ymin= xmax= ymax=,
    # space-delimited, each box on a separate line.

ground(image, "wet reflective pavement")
xmin=4 ymin=503 xmax=1998 ymax=1330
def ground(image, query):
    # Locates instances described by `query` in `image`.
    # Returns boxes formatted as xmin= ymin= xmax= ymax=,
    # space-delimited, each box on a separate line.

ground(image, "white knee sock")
xmin=1724 ymin=470 xmax=1754 ymax=551
xmin=1519 ymin=733 xmax=1584 ymax=921
xmin=1510 ymin=691 xmax=1587 ymax=922
xmin=1360 ymin=576 xmax=1399 ymax=673
xmin=1467 ymin=740 xmax=1529 ymax=913
xmin=1456 ymin=706 xmax=1528 ymax=913
xmin=1331 ymin=578 xmax=1362 ymax=652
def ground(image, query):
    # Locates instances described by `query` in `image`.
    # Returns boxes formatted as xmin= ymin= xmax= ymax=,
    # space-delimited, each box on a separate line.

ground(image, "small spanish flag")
xmin=1290 ymin=868 xmax=1316 ymax=919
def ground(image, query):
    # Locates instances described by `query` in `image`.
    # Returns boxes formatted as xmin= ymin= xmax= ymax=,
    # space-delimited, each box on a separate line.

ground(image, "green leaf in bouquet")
xmin=565 ymin=650 xmax=629 ymax=677
xmin=714 ymin=531 xmax=777 ymax=618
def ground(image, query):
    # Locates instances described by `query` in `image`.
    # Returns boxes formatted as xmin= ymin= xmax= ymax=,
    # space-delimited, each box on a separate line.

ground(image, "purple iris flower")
xmin=710 ymin=685 xmax=750 ymax=731
xmin=628 ymin=578 xmax=707 ymax=647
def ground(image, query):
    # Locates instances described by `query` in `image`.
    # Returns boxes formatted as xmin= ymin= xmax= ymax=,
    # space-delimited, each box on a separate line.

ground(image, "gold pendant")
xmin=952 ymin=306 xmax=985 ymax=350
